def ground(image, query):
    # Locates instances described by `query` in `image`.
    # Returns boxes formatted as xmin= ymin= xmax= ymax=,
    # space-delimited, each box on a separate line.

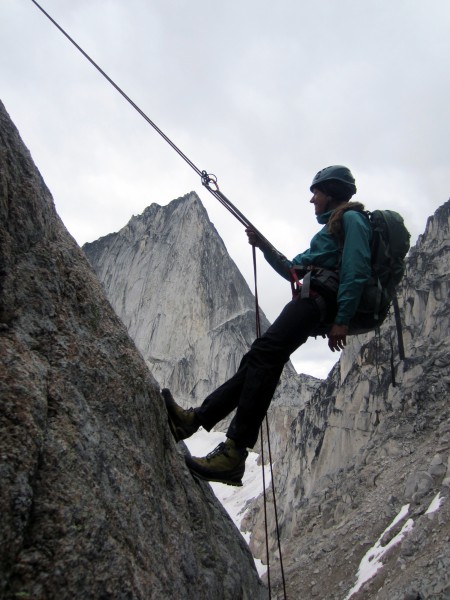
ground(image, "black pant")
xmin=196 ymin=296 xmax=323 ymax=448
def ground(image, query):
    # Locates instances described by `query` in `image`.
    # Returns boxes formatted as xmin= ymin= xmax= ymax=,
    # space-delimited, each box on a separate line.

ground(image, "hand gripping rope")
xmin=30 ymin=1 xmax=287 ymax=597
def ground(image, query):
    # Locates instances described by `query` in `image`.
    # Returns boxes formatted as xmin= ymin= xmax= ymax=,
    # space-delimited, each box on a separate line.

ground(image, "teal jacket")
xmin=262 ymin=209 xmax=372 ymax=325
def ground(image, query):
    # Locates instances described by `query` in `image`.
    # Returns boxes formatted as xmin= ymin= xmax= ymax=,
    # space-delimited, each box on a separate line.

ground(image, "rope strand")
xmin=30 ymin=0 xmax=203 ymax=178
xmin=265 ymin=417 xmax=288 ymax=598
xmin=252 ymin=245 xmax=287 ymax=599
xmin=259 ymin=425 xmax=271 ymax=598
xmin=252 ymin=245 xmax=271 ymax=597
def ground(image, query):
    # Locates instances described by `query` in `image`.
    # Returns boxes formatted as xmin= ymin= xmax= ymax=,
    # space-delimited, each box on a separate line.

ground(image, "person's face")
xmin=310 ymin=188 xmax=330 ymax=215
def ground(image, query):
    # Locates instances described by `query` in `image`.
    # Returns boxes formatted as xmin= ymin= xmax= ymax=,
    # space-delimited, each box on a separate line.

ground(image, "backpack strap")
xmin=392 ymin=293 xmax=405 ymax=361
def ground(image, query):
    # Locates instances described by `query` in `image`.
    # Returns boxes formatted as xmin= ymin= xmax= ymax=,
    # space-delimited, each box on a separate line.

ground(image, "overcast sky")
xmin=1 ymin=0 xmax=449 ymax=378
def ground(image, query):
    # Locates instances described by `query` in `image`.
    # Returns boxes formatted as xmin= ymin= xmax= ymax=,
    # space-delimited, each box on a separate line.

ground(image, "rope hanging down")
xmin=30 ymin=2 xmax=287 ymax=596
xmin=252 ymin=247 xmax=287 ymax=600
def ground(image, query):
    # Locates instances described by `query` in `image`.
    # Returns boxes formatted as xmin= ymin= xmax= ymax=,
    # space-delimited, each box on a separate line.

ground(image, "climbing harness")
xmin=30 ymin=1 xmax=286 ymax=596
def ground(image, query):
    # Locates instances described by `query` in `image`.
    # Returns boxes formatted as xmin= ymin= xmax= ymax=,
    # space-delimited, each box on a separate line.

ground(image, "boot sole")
xmin=163 ymin=399 xmax=183 ymax=442
xmin=185 ymin=457 xmax=245 ymax=487
xmin=167 ymin=414 xmax=182 ymax=443
xmin=162 ymin=388 xmax=197 ymax=443
xmin=189 ymin=469 xmax=243 ymax=487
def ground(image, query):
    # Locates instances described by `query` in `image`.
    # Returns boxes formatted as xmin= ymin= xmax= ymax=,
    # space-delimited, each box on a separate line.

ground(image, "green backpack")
xmin=290 ymin=208 xmax=411 ymax=339
xmin=348 ymin=209 xmax=411 ymax=334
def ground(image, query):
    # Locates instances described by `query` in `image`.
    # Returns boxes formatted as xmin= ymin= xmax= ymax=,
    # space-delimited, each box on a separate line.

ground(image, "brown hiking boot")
xmin=162 ymin=388 xmax=200 ymax=442
xmin=185 ymin=439 xmax=248 ymax=487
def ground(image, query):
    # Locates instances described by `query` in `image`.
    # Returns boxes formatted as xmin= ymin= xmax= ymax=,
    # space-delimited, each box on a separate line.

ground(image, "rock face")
xmin=246 ymin=200 xmax=450 ymax=599
xmin=0 ymin=101 xmax=267 ymax=599
xmin=83 ymin=195 xmax=261 ymax=405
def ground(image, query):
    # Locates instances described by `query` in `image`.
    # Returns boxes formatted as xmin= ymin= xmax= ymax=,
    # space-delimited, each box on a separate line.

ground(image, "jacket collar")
xmin=316 ymin=210 xmax=333 ymax=225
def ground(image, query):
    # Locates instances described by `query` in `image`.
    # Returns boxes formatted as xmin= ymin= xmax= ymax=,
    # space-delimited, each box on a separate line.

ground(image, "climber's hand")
xmin=327 ymin=324 xmax=349 ymax=352
xmin=246 ymin=228 xmax=264 ymax=248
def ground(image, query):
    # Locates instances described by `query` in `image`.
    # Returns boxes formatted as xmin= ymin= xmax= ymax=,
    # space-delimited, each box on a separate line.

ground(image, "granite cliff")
xmin=0 ymin=101 xmax=266 ymax=599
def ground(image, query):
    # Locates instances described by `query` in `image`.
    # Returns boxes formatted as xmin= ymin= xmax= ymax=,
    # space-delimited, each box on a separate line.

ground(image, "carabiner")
xmin=201 ymin=170 xmax=220 ymax=192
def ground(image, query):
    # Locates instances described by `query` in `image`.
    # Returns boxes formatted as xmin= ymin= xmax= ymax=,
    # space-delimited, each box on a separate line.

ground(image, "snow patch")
xmin=425 ymin=492 xmax=444 ymax=515
xmin=344 ymin=504 xmax=414 ymax=600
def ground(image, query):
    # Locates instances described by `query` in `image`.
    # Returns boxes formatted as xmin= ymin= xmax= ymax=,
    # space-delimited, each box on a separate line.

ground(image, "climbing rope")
xmin=252 ymin=246 xmax=288 ymax=599
xmin=30 ymin=1 xmax=286 ymax=596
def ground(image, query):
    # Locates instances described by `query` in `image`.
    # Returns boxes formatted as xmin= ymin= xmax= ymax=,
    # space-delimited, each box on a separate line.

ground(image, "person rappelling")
xmin=26 ymin=8 xmax=411 ymax=598
xmin=26 ymin=5 xmax=408 ymax=490
xmin=29 ymin=2 xmax=409 ymax=492
xmin=163 ymin=165 xmax=375 ymax=486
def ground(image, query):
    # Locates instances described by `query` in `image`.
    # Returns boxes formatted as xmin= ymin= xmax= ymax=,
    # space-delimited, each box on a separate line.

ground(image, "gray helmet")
xmin=310 ymin=165 xmax=357 ymax=195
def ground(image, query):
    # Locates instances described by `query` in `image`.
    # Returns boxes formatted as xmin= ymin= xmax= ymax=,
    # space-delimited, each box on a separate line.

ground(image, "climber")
xmin=163 ymin=165 xmax=372 ymax=486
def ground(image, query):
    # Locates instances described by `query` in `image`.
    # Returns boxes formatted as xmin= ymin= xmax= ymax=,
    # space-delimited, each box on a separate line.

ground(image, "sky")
xmin=1 ymin=0 xmax=449 ymax=378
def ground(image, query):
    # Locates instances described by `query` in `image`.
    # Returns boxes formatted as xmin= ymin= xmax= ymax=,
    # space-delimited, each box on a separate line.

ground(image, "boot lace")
xmin=206 ymin=442 xmax=228 ymax=459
